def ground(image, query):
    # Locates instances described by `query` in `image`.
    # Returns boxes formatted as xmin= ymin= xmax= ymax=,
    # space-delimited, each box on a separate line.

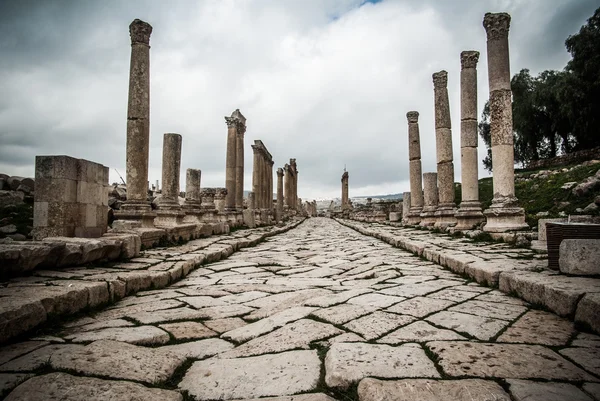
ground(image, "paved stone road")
xmin=1 ymin=218 xmax=600 ymax=400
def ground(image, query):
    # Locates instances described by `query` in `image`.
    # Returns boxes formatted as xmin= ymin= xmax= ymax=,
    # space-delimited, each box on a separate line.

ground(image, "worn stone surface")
xmin=507 ymin=379 xmax=594 ymax=401
xmin=559 ymin=239 xmax=600 ymax=275
xmin=358 ymin=378 xmax=510 ymax=401
xmin=325 ymin=342 xmax=439 ymax=389
xmin=179 ymin=350 xmax=320 ymax=400
xmin=426 ymin=311 xmax=508 ymax=340
xmin=560 ymin=347 xmax=600 ymax=377
xmin=64 ymin=325 xmax=170 ymax=345
xmin=379 ymin=320 xmax=466 ymax=344
xmin=160 ymin=338 xmax=234 ymax=359
xmin=497 ymin=310 xmax=574 ymax=345
xmin=343 ymin=311 xmax=415 ymax=340
xmin=158 ymin=321 xmax=217 ymax=340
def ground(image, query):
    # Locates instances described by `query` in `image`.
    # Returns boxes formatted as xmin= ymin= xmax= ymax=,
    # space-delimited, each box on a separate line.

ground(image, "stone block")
xmin=389 ymin=212 xmax=401 ymax=222
xmin=538 ymin=218 xmax=567 ymax=241
xmin=559 ymin=239 xmax=600 ymax=275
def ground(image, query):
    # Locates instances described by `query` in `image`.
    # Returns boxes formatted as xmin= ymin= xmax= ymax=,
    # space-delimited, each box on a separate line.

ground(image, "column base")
xmin=406 ymin=207 xmax=423 ymax=225
xmin=455 ymin=200 xmax=485 ymax=230
xmin=182 ymin=209 xmax=203 ymax=225
xmin=419 ymin=206 xmax=437 ymax=227
xmin=434 ymin=204 xmax=457 ymax=228
xmin=483 ymin=205 xmax=529 ymax=232
xmin=154 ymin=209 xmax=186 ymax=227
xmin=113 ymin=202 xmax=156 ymax=229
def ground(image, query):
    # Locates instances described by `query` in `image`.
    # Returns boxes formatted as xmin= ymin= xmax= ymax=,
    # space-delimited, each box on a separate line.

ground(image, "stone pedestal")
xmin=432 ymin=71 xmax=457 ymax=228
xmin=114 ymin=19 xmax=156 ymax=228
xmin=420 ymin=172 xmax=438 ymax=227
xmin=456 ymin=51 xmax=485 ymax=230
xmin=200 ymin=188 xmax=217 ymax=223
xmin=406 ymin=111 xmax=423 ymax=225
xmin=482 ymin=13 xmax=528 ymax=232
xmin=155 ymin=133 xmax=185 ymax=227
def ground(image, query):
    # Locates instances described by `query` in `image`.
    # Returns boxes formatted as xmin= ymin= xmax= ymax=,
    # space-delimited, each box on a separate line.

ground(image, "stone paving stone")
xmin=220 ymin=290 xmax=270 ymax=304
xmin=379 ymin=320 xmax=466 ymax=344
xmin=427 ymin=341 xmax=596 ymax=381
xmin=179 ymin=350 xmax=320 ymax=400
xmin=507 ymin=379 xmax=594 ymax=401
xmin=203 ymin=317 xmax=247 ymax=333
xmin=0 ymin=374 xmax=32 ymax=397
xmin=426 ymin=311 xmax=508 ymax=340
xmin=584 ymin=383 xmax=600 ymax=400
xmin=158 ymin=322 xmax=217 ymax=340
xmin=448 ymin=300 xmax=528 ymax=321
xmin=357 ymin=378 xmax=511 ymax=401
xmin=93 ymin=299 xmax=185 ymax=320
xmin=347 ymin=293 xmax=405 ymax=308
xmin=64 ymin=325 xmax=170 ymax=345
xmin=474 ymin=290 xmax=529 ymax=306
xmin=220 ymin=319 xmax=342 ymax=358
xmin=324 ymin=342 xmax=439 ymax=389
xmin=290 ymin=267 xmax=343 ymax=278
xmin=3 ymin=372 xmax=183 ymax=401
xmin=386 ymin=296 xmax=454 ymax=317
xmin=62 ymin=318 xmax=135 ymax=334
xmin=380 ymin=279 xmax=462 ymax=298
xmin=50 ymin=340 xmax=185 ymax=384
xmin=195 ymin=304 xmax=255 ymax=319
xmin=223 ymin=307 xmax=316 ymax=343
xmin=237 ymin=394 xmax=336 ymax=401
xmin=160 ymin=338 xmax=234 ymax=359
xmin=0 ymin=341 xmax=48 ymax=365
xmin=304 ymin=289 xmax=372 ymax=307
xmin=128 ymin=306 xmax=207 ymax=324
xmin=0 ymin=345 xmax=80 ymax=372
xmin=316 ymin=332 xmax=364 ymax=347
xmin=311 ymin=304 xmax=378 ymax=325
xmin=177 ymin=295 xmax=227 ymax=308
xmin=497 ymin=310 xmax=574 ymax=345
xmin=573 ymin=332 xmax=600 ymax=348
xmin=428 ymin=289 xmax=479 ymax=303
xmin=560 ymin=347 xmax=600 ymax=376
xmin=245 ymin=289 xmax=331 ymax=319
xmin=343 ymin=311 xmax=415 ymax=340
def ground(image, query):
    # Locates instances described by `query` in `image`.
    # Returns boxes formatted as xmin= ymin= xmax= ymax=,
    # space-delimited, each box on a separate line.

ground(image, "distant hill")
xmin=352 ymin=193 xmax=403 ymax=200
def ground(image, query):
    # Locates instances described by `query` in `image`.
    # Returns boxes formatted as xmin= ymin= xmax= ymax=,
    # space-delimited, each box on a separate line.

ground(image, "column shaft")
xmin=235 ymin=127 xmax=244 ymax=210
xmin=158 ymin=133 xmax=182 ymax=208
xmin=277 ymin=168 xmax=284 ymax=220
xmin=225 ymin=120 xmax=237 ymax=211
xmin=252 ymin=146 xmax=260 ymax=209
xmin=406 ymin=111 xmax=423 ymax=224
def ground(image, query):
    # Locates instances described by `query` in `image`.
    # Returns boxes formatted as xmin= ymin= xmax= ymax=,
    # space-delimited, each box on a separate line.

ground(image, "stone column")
xmin=276 ymin=168 xmax=284 ymax=221
xmin=432 ymin=71 xmax=457 ymax=228
xmin=214 ymin=188 xmax=227 ymax=213
xmin=341 ymin=171 xmax=349 ymax=210
xmin=184 ymin=168 xmax=201 ymax=209
xmin=456 ymin=51 xmax=485 ymax=230
xmin=284 ymin=164 xmax=291 ymax=209
xmin=225 ymin=116 xmax=238 ymax=211
xmin=420 ymin=172 xmax=439 ymax=226
xmin=115 ymin=19 xmax=155 ymax=228
xmin=155 ymin=133 xmax=184 ymax=226
xmin=268 ymin=160 xmax=274 ymax=213
xmin=235 ymin=121 xmax=245 ymax=211
xmin=252 ymin=145 xmax=261 ymax=209
xmin=482 ymin=13 xmax=528 ymax=232
xmin=406 ymin=111 xmax=423 ymax=225
xmin=401 ymin=192 xmax=411 ymax=224
xmin=261 ymin=156 xmax=268 ymax=209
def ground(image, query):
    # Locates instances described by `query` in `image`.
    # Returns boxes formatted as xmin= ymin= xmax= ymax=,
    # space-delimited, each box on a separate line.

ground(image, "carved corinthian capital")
xmin=483 ymin=12 xmax=511 ymax=41
xmin=406 ymin=111 xmax=419 ymax=123
xmin=129 ymin=19 xmax=152 ymax=45
xmin=461 ymin=51 xmax=480 ymax=70
xmin=432 ymin=71 xmax=448 ymax=89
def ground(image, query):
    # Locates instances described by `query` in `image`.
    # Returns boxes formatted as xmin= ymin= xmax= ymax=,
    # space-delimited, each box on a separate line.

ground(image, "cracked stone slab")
xmin=560 ymin=347 xmax=600 ymax=376
xmin=160 ymin=338 xmax=234 ymax=359
xmin=379 ymin=321 xmax=466 ymax=344
xmin=50 ymin=340 xmax=185 ymax=384
xmin=128 ymin=307 xmax=208 ymax=324
xmin=507 ymin=379 xmax=594 ymax=401
xmin=386 ymin=296 xmax=454 ymax=317
xmin=343 ymin=311 xmax=415 ymax=340
xmin=347 ymin=293 xmax=405 ymax=308
xmin=0 ymin=345 xmax=79 ymax=372
xmin=304 ymin=289 xmax=371 ymax=307
xmin=179 ymin=350 xmax=320 ymax=400
xmin=3 ymin=372 xmax=183 ymax=401
xmin=357 ymin=378 xmax=511 ymax=401
xmin=177 ymin=296 xmax=227 ymax=308
xmin=497 ymin=310 xmax=574 ymax=346
xmin=426 ymin=311 xmax=508 ymax=340
xmin=325 ymin=342 xmax=439 ymax=389
xmin=223 ymin=307 xmax=316 ymax=343
xmin=0 ymin=341 xmax=49 ymax=366
xmin=245 ymin=289 xmax=332 ymax=319
xmin=236 ymin=394 xmax=337 ymax=401
xmin=158 ymin=322 xmax=217 ymax=340
xmin=203 ymin=317 xmax=247 ymax=333
xmin=427 ymin=341 xmax=596 ymax=381
xmin=448 ymin=300 xmax=528 ymax=321
xmin=0 ymin=373 xmax=32 ymax=397
xmin=219 ymin=319 xmax=342 ymax=358
xmin=584 ymin=383 xmax=600 ymax=400
xmin=64 ymin=325 xmax=170 ymax=345
xmin=311 ymin=304 xmax=377 ymax=325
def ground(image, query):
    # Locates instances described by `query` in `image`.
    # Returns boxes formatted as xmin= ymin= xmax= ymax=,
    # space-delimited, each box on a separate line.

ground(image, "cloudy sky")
xmin=0 ymin=0 xmax=597 ymax=200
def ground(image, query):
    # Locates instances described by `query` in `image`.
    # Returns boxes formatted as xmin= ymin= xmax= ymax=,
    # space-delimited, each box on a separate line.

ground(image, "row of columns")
xmin=403 ymin=12 xmax=526 ymax=232
xmin=251 ymin=140 xmax=274 ymax=211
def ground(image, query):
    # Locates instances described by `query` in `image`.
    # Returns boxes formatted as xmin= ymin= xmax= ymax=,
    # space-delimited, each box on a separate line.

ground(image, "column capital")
xmin=129 ymin=19 xmax=152 ymax=45
xmin=483 ymin=12 xmax=511 ymax=41
xmin=277 ymin=167 xmax=284 ymax=176
xmin=432 ymin=71 xmax=448 ymax=89
xmin=406 ymin=111 xmax=419 ymax=123
xmin=460 ymin=50 xmax=480 ymax=69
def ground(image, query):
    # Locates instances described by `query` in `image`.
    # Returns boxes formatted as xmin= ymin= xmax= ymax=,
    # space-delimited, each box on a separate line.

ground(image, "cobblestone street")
xmin=1 ymin=218 xmax=599 ymax=400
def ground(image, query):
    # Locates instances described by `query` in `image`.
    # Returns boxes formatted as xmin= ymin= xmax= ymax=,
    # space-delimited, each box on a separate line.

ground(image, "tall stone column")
xmin=406 ymin=111 xmax=423 ymax=225
xmin=432 ymin=71 xmax=457 ymax=228
xmin=276 ymin=168 xmax=284 ymax=221
xmin=341 ymin=171 xmax=349 ymax=210
xmin=252 ymin=144 xmax=261 ymax=209
xmin=483 ymin=13 xmax=528 ymax=232
xmin=115 ymin=19 xmax=155 ymax=228
xmin=155 ymin=133 xmax=184 ymax=226
xmin=261 ymin=156 xmax=268 ymax=209
xmin=183 ymin=168 xmax=201 ymax=224
xmin=420 ymin=172 xmax=439 ymax=226
xmin=225 ymin=116 xmax=237 ymax=211
xmin=268 ymin=160 xmax=274 ymax=212
xmin=401 ymin=192 xmax=411 ymax=224
xmin=456 ymin=51 xmax=485 ymax=230
xmin=235 ymin=119 xmax=246 ymax=211
xmin=284 ymin=164 xmax=291 ymax=209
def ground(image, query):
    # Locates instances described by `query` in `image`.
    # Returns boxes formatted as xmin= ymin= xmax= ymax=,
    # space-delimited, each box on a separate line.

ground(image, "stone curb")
xmin=335 ymin=218 xmax=600 ymax=335
xmin=0 ymin=218 xmax=305 ymax=345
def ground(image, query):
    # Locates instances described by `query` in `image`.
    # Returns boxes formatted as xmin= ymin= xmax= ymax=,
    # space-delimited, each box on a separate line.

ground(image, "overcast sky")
xmin=0 ymin=0 xmax=597 ymax=200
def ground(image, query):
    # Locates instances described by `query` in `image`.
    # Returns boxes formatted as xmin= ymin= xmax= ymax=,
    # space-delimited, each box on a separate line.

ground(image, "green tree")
xmin=478 ymin=101 xmax=492 ymax=172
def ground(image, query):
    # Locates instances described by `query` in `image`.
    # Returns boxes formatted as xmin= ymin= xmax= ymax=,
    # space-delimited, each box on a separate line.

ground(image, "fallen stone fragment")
xmin=325 ymin=342 xmax=439 ymax=389
xmin=179 ymin=350 xmax=320 ymax=400
xmin=357 ymin=378 xmax=510 ymax=401
xmin=4 ymin=372 xmax=182 ymax=401
xmin=507 ymin=379 xmax=593 ymax=401
xmin=50 ymin=340 xmax=185 ymax=384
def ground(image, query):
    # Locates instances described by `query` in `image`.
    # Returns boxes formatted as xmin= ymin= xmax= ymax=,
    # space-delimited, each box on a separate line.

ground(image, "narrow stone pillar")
xmin=276 ymin=168 xmax=284 ymax=221
xmin=401 ymin=192 xmax=411 ymax=224
xmin=406 ymin=111 xmax=423 ymax=225
xmin=456 ymin=51 xmax=485 ymax=230
xmin=225 ymin=116 xmax=237 ymax=211
xmin=268 ymin=160 xmax=274 ymax=213
xmin=235 ymin=119 xmax=245 ymax=211
xmin=260 ymin=156 xmax=268 ymax=209
xmin=115 ymin=19 xmax=155 ymax=228
xmin=482 ymin=13 xmax=528 ymax=232
xmin=341 ymin=171 xmax=349 ymax=210
xmin=155 ymin=133 xmax=184 ymax=227
xmin=284 ymin=164 xmax=291 ymax=209
xmin=432 ymin=71 xmax=457 ymax=228
xmin=252 ymin=144 xmax=261 ymax=209
xmin=184 ymin=169 xmax=201 ymax=209
xmin=420 ymin=172 xmax=439 ymax=226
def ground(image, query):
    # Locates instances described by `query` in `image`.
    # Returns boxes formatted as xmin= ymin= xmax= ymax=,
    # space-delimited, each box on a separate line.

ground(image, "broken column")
xmin=114 ymin=19 xmax=155 ymax=228
xmin=155 ymin=133 xmax=185 ymax=226
xmin=341 ymin=170 xmax=349 ymax=211
xmin=406 ymin=111 xmax=424 ymax=225
xmin=276 ymin=168 xmax=284 ymax=221
xmin=456 ymin=50 xmax=485 ymax=230
xmin=482 ymin=12 xmax=528 ymax=232
xmin=432 ymin=71 xmax=457 ymax=228
xmin=183 ymin=168 xmax=202 ymax=224
xmin=401 ymin=192 xmax=411 ymax=224
xmin=420 ymin=172 xmax=439 ymax=227
xmin=214 ymin=188 xmax=227 ymax=213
